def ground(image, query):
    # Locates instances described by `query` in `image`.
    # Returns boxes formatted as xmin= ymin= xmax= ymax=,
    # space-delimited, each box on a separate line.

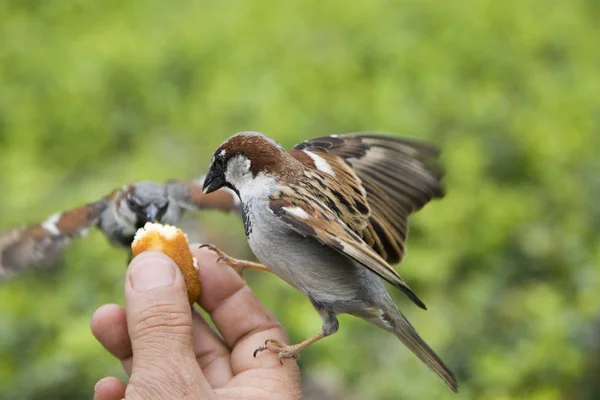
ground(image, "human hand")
xmin=90 ymin=246 xmax=302 ymax=400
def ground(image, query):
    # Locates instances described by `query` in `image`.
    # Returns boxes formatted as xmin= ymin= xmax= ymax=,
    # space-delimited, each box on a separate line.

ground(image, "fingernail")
xmin=94 ymin=378 xmax=105 ymax=392
xmin=129 ymin=255 xmax=176 ymax=291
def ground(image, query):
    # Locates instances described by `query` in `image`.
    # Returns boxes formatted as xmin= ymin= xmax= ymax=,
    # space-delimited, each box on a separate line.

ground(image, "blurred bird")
xmin=201 ymin=131 xmax=457 ymax=391
xmin=0 ymin=178 xmax=239 ymax=280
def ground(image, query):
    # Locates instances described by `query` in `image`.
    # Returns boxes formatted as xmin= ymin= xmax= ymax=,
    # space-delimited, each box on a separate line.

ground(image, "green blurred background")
xmin=1 ymin=0 xmax=599 ymax=399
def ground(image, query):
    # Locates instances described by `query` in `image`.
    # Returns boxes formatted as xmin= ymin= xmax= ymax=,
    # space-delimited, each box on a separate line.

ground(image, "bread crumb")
xmin=133 ymin=222 xmax=183 ymax=242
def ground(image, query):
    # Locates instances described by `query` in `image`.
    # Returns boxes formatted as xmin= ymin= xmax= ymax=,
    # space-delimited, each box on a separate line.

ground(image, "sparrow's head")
xmin=121 ymin=182 xmax=170 ymax=228
xmin=203 ymin=132 xmax=295 ymax=195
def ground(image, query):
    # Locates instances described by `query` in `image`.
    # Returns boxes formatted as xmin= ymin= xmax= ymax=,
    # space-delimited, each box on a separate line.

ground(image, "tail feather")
xmin=385 ymin=310 xmax=458 ymax=392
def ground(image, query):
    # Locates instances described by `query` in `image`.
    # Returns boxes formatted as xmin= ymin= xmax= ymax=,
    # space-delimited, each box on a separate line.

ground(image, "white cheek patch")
xmin=41 ymin=212 xmax=62 ymax=236
xmin=303 ymin=150 xmax=335 ymax=177
xmin=224 ymin=155 xmax=252 ymax=189
xmin=238 ymin=172 xmax=279 ymax=201
xmin=283 ymin=206 xmax=310 ymax=220
xmin=225 ymin=154 xmax=279 ymax=200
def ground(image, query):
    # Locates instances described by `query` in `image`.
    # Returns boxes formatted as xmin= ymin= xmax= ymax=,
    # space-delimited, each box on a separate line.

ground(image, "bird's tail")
xmin=382 ymin=308 xmax=458 ymax=392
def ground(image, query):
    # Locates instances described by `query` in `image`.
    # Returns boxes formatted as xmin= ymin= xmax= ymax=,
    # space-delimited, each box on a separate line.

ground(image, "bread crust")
xmin=132 ymin=223 xmax=201 ymax=304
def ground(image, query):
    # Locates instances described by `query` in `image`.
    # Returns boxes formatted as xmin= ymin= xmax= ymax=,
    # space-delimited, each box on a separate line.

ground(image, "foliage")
xmin=0 ymin=0 xmax=598 ymax=399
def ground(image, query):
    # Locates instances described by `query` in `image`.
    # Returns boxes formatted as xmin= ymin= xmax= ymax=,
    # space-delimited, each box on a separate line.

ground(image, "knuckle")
xmin=131 ymin=302 xmax=193 ymax=347
xmin=128 ymin=361 xmax=203 ymax=399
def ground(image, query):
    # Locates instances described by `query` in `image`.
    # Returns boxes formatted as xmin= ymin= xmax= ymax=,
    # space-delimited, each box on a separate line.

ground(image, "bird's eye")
xmin=126 ymin=197 xmax=138 ymax=209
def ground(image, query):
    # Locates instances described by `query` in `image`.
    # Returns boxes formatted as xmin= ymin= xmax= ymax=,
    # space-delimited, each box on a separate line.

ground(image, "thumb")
xmin=124 ymin=251 xmax=209 ymax=398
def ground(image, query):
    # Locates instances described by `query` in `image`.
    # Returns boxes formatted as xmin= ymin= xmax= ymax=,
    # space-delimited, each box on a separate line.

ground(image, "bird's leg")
xmin=253 ymin=332 xmax=326 ymax=363
xmin=198 ymin=244 xmax=270 ymax=276
xmin=254 ymin=307 xmax=338 ymax=363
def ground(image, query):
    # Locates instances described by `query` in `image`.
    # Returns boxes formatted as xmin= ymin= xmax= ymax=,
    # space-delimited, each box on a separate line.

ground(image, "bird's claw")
xmin=199 ymin=244 xmax=228 ymax=261
xmin=199 ymin=244 xmax=243 ymax=275
xmin=215 ymin=252 xmax=235 ymax=266
xmin=199 ymin=243 xmax=219 ymax=252
xmin=253 ymin=338 xmax=300 ymax=365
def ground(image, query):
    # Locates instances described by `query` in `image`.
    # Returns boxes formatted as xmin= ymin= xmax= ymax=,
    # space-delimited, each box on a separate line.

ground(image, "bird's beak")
xmin=202 ymin=169 xmax=225 ymax=194
xmin=144 ymin=204 xmax=160 ymax=222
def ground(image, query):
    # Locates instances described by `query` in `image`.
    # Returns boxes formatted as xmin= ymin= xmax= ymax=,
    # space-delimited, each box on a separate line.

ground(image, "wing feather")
xmin=0 ymin=199 xmax=108 ymax=280
xmin=292 ymin=133 xmax=444 ymax=265
xmin=269 ymin=196 xmax=427 ymax=309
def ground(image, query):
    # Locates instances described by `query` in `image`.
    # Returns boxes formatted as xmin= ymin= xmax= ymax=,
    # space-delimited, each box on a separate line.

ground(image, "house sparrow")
xmin=0 ymin=177 xmax=239 ymax=280
xmin=201 ymin=131 xmax=457 ymax=391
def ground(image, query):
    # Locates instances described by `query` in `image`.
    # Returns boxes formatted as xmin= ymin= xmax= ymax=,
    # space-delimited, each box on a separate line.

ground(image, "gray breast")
xmin=245 ymin=200 xmax=375 ymax=306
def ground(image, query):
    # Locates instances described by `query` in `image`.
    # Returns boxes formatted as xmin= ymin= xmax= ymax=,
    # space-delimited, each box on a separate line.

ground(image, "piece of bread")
xmin=131 ymin=222 xmax=201 ymax=304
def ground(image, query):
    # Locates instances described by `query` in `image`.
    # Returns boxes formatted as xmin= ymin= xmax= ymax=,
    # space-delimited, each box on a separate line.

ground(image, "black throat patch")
xmin=241 ymin=202 xmax=252 ymax=237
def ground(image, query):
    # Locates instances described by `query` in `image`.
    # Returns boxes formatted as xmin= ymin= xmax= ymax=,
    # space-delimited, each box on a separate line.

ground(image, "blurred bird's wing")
xmin=291 ymin=133 xmax=444 ymax=265
xmin=166 ymin=177 xmax=241 ymax=214
xmin=0 ymin=177 xmax=242 ymax=281
xmin=0 ymin=197 xmax=110 ymax=281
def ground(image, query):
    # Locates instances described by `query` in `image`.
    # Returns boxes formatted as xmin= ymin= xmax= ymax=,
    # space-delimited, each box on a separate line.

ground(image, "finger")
xmin=93 ymin=377 xmax=126 ymax=400
xmin=190 ymin=307 xmax=233 ymax=388
xmin=125 ymin=251 xmax=210 ymax=397
xmin=193 ymin=246 xmax=295 ymax=375
xmin=90 ymin=304 xmax=133 ymax=375
xmin=90 ymin=263 xmax=237 ymax=384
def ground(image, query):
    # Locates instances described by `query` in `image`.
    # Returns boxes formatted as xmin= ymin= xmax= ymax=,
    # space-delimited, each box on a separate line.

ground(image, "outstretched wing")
xmin=269 ymin=194 xmax=426 ymax=309
xmin=291 ymin=133 xmax=444 ymax=265
xmin=0 ymin=199 xmax=109 ymax=280
xmin=166 ymin=177 xmax=241 ymax=215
